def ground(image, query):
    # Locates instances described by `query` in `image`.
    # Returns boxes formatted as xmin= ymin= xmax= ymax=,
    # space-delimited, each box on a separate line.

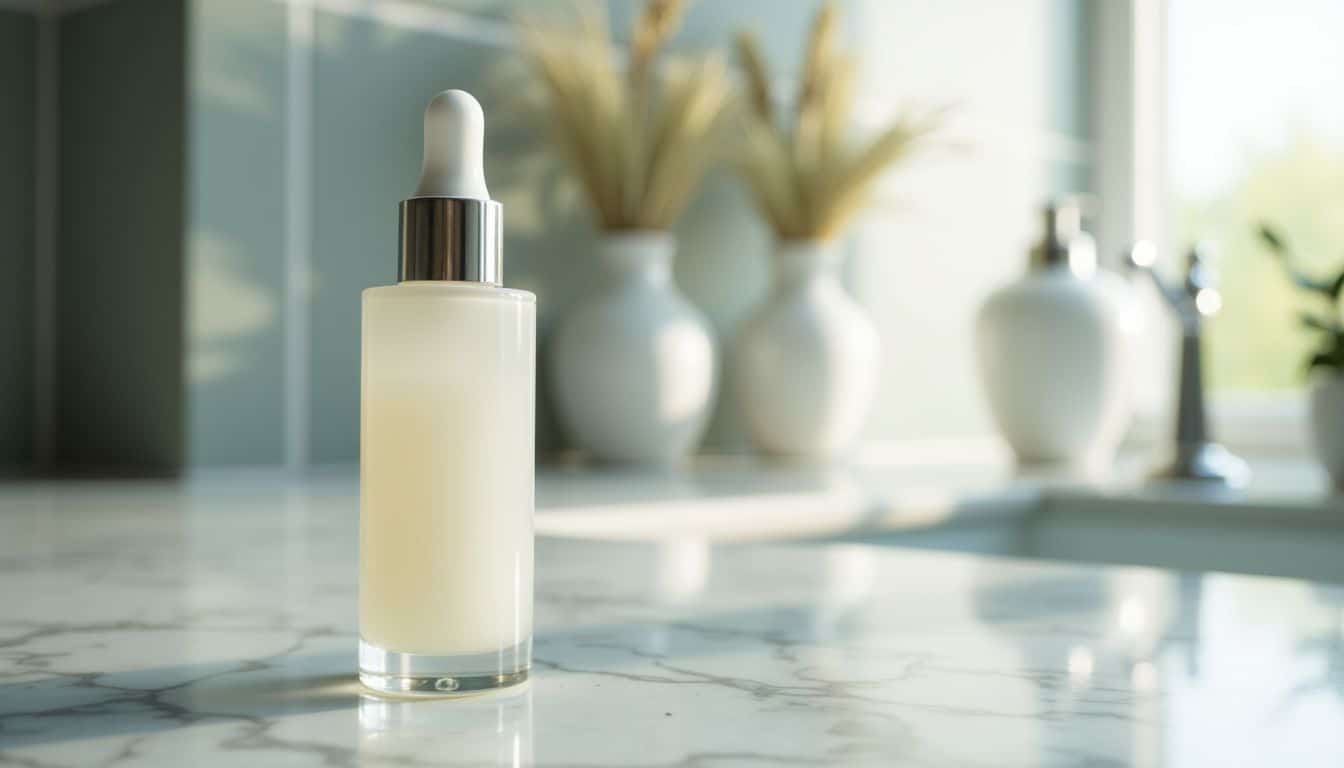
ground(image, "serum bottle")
xmin=359 ymin=90 xmax=536 ymax=696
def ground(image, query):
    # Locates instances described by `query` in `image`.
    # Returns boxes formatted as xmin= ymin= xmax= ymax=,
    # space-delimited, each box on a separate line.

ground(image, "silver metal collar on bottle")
xmin=397 ymin=197 xmax=502 ymax=284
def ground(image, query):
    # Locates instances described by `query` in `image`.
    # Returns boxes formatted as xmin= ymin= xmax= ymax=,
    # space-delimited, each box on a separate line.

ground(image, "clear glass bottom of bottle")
xmin=358 ymin=638 xmax=531 ymax=697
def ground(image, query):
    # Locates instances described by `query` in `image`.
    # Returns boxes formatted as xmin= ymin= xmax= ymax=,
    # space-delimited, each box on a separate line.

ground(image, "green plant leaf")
xmin=1306 ymin=330 xmax=1344 ymax=373
xmin=1259 ymin=221 xmax=1338 ymax=296
xmin=1300 ymin=313 xmax=1342 ymax=332
xmin=1307 ymin=352 xmax=1339 ymax=371
xmin=1287 ymin=271 xmax=1336 ymax=296
xmin=1257 ymin=222 xmax=1287 ymax=253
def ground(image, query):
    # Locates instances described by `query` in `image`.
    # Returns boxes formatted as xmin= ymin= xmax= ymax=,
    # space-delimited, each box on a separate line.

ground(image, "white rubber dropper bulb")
xmin=413 ymin=89 xmax=490 ymax=199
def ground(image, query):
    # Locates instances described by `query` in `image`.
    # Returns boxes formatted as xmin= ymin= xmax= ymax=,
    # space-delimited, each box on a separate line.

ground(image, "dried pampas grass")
xmin=735 ymin=3 xmax=937 ymax=241
xmin=517 ymin=0 xmax=730 ymax=232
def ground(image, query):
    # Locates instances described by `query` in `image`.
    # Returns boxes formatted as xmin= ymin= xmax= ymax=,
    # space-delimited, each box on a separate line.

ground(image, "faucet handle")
xmin=1123 ymin=240 xmax=1224 ymax=319
xmin=1125 ymin=240 xmax=1185 ymax=313
xmin=1184 ymin=242 xmax=1223 ymax=317
xmin=1125 ymin=240 xmax=1160 ymax=271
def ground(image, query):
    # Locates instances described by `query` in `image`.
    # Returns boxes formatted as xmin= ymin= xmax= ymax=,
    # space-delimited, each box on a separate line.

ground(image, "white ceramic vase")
xmin=551 ymin=232 xmax=716 ymax=465
xmin=734 ymin=239 xmax=880 ymax=461
xmin=975 ymin=265 xmax=1127 ymax=466
xmin=1309 ymin=373 xmax=1344 ymax=491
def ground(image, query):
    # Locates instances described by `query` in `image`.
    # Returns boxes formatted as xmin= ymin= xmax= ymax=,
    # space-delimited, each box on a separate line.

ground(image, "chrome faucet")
xmin=1125 ymin=241 xmax=1250 ymax=487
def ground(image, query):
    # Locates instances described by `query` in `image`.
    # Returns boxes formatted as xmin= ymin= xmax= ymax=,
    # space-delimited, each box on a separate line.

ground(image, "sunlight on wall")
xmin=654 ymin=320 xmax=715 ymax=422
xmin=187 ymin=233 xmax=278 ymax=383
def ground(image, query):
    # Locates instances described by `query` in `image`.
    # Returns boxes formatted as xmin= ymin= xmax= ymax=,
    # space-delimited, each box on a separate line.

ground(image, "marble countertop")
xmin=3 ymin=472 xmax=1344 ymax=766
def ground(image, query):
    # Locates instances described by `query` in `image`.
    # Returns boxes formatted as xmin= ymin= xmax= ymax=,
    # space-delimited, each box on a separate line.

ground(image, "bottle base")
xmin=358 ymin=638 xmax=530 ymax=697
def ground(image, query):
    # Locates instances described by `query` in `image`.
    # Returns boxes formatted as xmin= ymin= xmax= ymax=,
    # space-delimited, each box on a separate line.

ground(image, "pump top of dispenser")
xmin=1028 ymin=200 xmax=1096 ymax=278
xmin=398 ymin=89 xmax=502 ymax=284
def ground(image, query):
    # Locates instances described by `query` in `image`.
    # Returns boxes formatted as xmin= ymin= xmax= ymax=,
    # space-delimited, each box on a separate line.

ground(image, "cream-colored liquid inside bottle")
xmin=360 ymin=282 xmax=535 ymax=656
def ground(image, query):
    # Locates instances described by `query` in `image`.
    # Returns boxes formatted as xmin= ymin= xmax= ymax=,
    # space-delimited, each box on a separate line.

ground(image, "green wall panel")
xmin=0 ymin=11 xmax=35 ymax=471
xmin=57 ymin=0 xmax=186 ymax=472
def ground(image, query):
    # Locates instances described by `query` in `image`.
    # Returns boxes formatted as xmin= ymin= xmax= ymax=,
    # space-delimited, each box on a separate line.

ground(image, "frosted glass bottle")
xmin=359 ymin=283 xmax=535 ymax=694
xmin=358 ymin=89 xmax=536 ymax=695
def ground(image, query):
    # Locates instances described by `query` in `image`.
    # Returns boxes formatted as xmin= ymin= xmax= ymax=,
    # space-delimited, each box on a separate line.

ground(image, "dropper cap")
xmin=414 ymin=90 xmax=489 ymax=199
xmin=398 ymin=89 xmax=502 ymax=284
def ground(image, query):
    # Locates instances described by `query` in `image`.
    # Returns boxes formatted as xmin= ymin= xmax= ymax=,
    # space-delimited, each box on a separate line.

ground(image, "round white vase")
xmin=551 ymin=232 xmax=716 ymax=465
xmin=975 ymin=265 xmax=1126 ymax=467
xmin=1309 ymin=373 xmax=1344 ymax=492
xmin=734 ymin=239 xmax=880 ymax=461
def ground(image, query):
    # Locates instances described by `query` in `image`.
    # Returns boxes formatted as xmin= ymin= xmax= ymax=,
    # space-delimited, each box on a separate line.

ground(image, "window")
xmin=1167 ymin=0 xmax=1344 ymax=392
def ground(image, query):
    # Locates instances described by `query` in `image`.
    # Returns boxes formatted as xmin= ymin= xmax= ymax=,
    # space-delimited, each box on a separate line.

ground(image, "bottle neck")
xmin=397 ymin=197 xmax=503 ymax=284
xmin=600 ymin=231 xmax=675 ymax=286
xmin=773 ymin=239 xmax=841 ymax=291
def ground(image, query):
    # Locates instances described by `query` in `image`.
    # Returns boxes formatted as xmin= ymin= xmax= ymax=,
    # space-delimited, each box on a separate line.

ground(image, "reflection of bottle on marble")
xmin=359 ymin=691 xmax=533 ymax=765
xmin=359 ymin=91 xmax=535 ymax=696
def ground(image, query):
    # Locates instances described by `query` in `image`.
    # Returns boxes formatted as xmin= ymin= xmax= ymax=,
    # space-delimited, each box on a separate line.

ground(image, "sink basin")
xmin=837 ymin=492 xmax=1344 ymax=583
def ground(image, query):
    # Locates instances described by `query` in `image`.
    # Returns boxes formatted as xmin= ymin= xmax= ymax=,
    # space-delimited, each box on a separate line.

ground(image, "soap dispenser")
xmin=975 ymin=201 xmax=1128 ymax=468
xmin=359 ymin=90 xmax=536 ymax=696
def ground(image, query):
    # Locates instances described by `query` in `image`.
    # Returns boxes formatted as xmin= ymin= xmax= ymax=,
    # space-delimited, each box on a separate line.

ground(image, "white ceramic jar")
xmin=734 ymin=239 xmax=880 ymax=461
xmin=551 ymin=232 xmax=716 ymax=465
xmin=975 ymin=204 xmax=1128 ymax=468
xmin=976 ymin=266 xmax=1127 ymax=465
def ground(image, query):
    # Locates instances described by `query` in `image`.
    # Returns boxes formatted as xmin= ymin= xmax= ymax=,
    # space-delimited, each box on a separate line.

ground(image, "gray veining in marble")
xmin=2 ymin=474 xmax=1343 ymax=766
